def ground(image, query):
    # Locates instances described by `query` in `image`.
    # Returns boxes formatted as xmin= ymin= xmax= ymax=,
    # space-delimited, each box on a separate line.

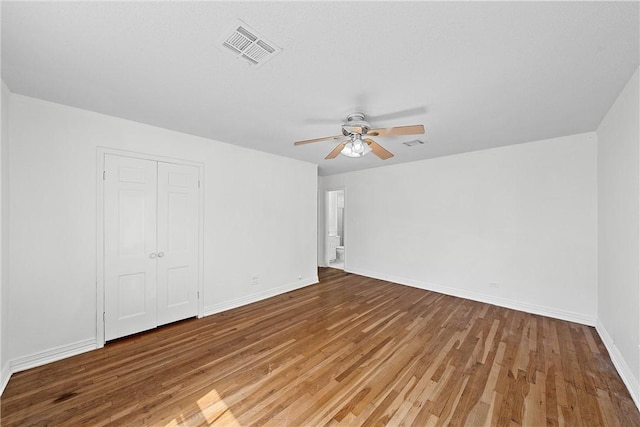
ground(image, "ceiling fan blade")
xmin=293 ymin=135 xmax=344 ymax=146
xmin=366 ymin=106 xmax=427 ymax=122
xmin=341 ymin=125 xmax=364 ymax=134
xmin=367 ymin=124 xmax=425 ymax=138
xmin=325 ymin=140 xmax=349 ymax=159
xmin=364 ymin=138 xmax=394 ymax=160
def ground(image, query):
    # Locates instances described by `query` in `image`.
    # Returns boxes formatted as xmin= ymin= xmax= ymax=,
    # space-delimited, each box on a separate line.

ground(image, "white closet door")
xmin=156 ymin=162 xmax=199 ymax=326
xmin=104 ymin=155 xmax=158 ymax=341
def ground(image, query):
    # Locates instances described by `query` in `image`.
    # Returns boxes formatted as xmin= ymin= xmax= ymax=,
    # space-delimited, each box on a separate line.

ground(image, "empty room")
xmin=1 ymin=1 xmax=639 ymax=426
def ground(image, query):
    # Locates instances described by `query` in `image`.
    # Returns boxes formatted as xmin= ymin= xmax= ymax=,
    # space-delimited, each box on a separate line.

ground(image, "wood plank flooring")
xmin=1 ymin=268 xmax=639 ymax=426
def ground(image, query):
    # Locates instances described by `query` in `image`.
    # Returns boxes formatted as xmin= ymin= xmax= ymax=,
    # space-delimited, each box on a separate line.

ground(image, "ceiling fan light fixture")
xmin=341 ymin=135 xmax=372 ymax=158
xmin=352 ymin=135 xmax=365 ymax=153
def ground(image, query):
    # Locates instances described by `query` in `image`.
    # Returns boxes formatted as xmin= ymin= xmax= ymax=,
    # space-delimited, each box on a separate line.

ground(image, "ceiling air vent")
xmin=221 ymin=20 xmax=282 ymax=68
xmin=403 ymin=139 xmax=427 ymax=147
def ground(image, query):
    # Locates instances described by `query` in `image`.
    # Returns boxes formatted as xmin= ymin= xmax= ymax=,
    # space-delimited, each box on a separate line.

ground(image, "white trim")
xmin=342 ymin=186 xmax=347 ymax=271
xmin=197 ymin=165 xmax=205 ymax=318
xmin=348 ymin=268 xmax=597 ymax=326
xmin=96 ymin=147 xmax=205 ymax=347
xmin=596 ymin=320 xmax=640 ymax=410
xmin=0 ymin=362 xmax=10 ymax=396
xmin=96 ymin=149 xmax=105 ymax=347
xmin=323 ymin=190 xmax=331 ymax=267
xmin=204 ymin=276 xmax=319 ymax=317
xmin=1 ymin=339 xmax=96 ymax=395
xmin=9 ymin=339 xmax=96 ymax=374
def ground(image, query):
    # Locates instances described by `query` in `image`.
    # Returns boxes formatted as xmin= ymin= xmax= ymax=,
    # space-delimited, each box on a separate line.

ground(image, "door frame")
xmin=324 ymin=186 xmax=346 ymax=269
xmin=96 ymin=147 xmax=205 ymax=348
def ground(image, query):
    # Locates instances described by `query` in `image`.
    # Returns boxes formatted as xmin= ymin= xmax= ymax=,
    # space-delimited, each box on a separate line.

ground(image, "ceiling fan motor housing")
xmin=342 ymin=112 xmax=370 ymax=136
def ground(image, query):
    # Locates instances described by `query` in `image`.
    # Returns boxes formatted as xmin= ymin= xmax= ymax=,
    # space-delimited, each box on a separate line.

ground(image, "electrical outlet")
xmin=489 ymin=282 xmax=499 ymax=288
xmin=298 ymin=275 xmax=302 ymax=280
xmin=251 ymin=275 xmax=259 ymax=286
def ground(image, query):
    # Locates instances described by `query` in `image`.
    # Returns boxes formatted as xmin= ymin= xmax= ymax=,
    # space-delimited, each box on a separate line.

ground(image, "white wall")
xmin=1 ymin=80 xmax=9 ymax=392
xmin=596 ymin=67 xmax=640 ymax=406
xmin=6 ymin=94 xmax=317 ymax=367
xmin=321 ymin=133 xmax=598 ymax=324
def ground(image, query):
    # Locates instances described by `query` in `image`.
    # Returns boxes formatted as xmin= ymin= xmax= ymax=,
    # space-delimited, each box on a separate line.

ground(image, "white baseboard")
xmin=0 ymin=277 xmax=319 ymax=397
xmin=347 ymin=270 xmax=640 ymax=408
xmin=0 ymin=338 xmax=97 ymax=397
xmin=348 ymin=268 xmax=596 ymax=326
xmin=9 ymin=338 xmax=97 ymax=374
xmin=596 ymin=320 xmax=640 ymax=409
xmin=204 ymin=276 xmax=319 ymax=317
xmin=0 ymin=361 xmax=10 ymax=396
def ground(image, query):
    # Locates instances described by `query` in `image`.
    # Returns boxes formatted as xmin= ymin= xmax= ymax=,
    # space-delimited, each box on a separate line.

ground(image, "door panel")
xmin=157 ymin=162 xmax=199 ymax=326
xmin=118 ymin=272 xmax=148 ymax=319
xmin=118 ymin=190 xmax=146 ymax=255
xmin=167 ymin=192 xmax=189 ymax=251
xmin=166 ymin=266 xmax=190 ymax=307
xmin=104 ymin=155 xmax=158 ymax=340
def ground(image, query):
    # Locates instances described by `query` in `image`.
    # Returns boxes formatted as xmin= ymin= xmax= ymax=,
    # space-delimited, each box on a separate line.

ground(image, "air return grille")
xmin=221 ymin=20 xmax=281 ymax=67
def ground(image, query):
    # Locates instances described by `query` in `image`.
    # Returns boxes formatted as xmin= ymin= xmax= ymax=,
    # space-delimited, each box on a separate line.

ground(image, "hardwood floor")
xmin=1 ymin=268 xmax=638 ymax=426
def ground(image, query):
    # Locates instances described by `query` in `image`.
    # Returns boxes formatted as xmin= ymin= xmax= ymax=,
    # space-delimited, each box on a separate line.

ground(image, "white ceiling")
xmin=2 ymin=1 xmax=638 ymax=176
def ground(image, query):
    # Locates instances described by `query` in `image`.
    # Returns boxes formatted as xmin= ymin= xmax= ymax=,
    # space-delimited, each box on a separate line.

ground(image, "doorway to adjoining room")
xmin=325 ymin=189 xmax=345 ymax=270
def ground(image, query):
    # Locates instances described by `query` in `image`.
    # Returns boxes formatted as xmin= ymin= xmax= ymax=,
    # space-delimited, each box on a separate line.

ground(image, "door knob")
xmin=149 ymin=253 xmax=157 ymax=259
xmin=157 ymin=252 xmax=165 ymax=258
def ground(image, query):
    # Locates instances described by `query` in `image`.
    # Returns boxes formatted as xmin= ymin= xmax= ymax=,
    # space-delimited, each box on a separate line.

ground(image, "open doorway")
xmin=325 ymin=189 xmax=345 ymax=270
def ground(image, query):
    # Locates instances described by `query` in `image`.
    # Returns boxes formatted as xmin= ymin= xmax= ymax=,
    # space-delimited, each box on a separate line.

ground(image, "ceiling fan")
xmin=293 ymin=112 xmax=425 ymax=160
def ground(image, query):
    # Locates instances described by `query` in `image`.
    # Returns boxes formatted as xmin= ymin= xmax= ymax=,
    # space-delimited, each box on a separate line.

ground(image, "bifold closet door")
xmin=104 ymin=155 xmax=200 ymax=341
xmin=104 ymin=155 xmax=159 ymax=341
xmin=156 ymin=162 xmax=199 ymax=326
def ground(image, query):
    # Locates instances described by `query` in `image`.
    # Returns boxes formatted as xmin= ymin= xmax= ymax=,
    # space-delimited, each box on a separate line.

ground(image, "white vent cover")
xmin=403 ymin=139 xmax=427 ymax=147
xmin=221 ymin=19 xmax=282 ymax=67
